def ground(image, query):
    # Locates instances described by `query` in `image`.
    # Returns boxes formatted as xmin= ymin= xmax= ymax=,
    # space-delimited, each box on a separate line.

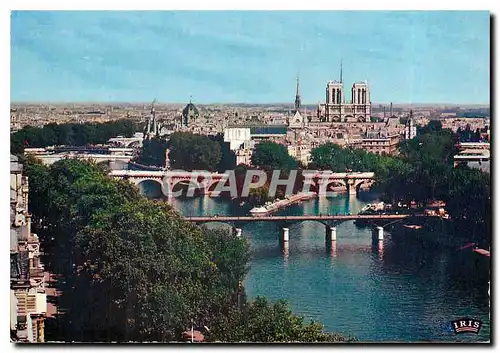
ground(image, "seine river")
xmin=169 ymin=193 xmax=490 ymax=342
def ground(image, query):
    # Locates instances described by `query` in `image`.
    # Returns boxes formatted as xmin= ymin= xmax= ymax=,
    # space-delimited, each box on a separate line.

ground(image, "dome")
xmin=182 ymin=102 xmax=199 ymax=117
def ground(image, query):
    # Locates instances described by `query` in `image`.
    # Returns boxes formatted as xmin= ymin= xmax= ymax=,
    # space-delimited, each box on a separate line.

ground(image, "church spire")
xmin=294 ymin=76 xmax=301 ymax=111
xmin=340 ymin=58 xmax=343 ymax=84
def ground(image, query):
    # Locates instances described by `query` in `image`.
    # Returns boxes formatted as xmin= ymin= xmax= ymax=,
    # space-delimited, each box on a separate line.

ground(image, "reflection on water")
xmin=170 ymin=194 xmax=490 ymax=342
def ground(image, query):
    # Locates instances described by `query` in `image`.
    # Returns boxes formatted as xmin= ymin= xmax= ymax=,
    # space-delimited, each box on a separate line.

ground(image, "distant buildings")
xmin=453 ymin=142 xmax=490 ymax=173
xmin=287 ymin=144 xmax=311 ymax=166
xmin=11 ymin=155 xmax=47 ymax=343
xmin=224 ymin=127 xmax=252 ymax=151
xmin=10 ymin=73 xmax=491 ymax=168
xmin=350 ymin=131 xmax=400 ymax=155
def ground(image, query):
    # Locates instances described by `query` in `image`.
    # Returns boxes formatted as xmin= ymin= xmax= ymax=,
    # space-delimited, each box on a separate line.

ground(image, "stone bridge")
xmin=302 ymin=171 xmax=375 ymax=195
xmin=109 ymin=170 xmax=229 ymax=196
xmin=109 ymin=170 xmax=375 ymax=197
xmin=108 ymin=136 xmax=144 ymax=148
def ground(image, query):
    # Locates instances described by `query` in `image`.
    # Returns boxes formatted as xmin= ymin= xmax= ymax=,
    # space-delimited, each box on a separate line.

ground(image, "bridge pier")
xmin=325 ymin=226 xmax=337 ymax=244
xmin=329 ymin=240 xmax=337 ymax=259
xmin=234 ymin=228 xmax=242 ymax=237
xmin=280 ymin=227 xmax=290 ymax=248
xmin=372 ymin=226 xmax=384 ymax=241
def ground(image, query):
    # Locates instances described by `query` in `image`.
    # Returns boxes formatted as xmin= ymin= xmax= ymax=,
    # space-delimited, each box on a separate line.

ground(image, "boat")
xmin=473 ymin=248 xmax=490 ymax=257
xmin=249 ymin=192 xmax=316 ymax=217
xmin=249 ymin=206 xmax=268 ymax=216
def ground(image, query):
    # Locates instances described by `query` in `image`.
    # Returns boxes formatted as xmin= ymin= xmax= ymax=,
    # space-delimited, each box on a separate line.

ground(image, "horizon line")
xmin=10 ymin=101 xmax=491 ymax=107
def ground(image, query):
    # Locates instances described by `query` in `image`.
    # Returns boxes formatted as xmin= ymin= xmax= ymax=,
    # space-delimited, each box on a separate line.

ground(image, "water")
xmin=170 ymin=194 xmax=490 ymax=342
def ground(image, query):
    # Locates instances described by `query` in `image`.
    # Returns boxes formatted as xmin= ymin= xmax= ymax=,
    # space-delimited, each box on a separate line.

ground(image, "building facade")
xmin=11 ymin=155 xmax=47 ymax=343
xmin=318 ymin=80 xmax=371 ymax=123
xmin=349 ymin=131 xmax=400 ymax=155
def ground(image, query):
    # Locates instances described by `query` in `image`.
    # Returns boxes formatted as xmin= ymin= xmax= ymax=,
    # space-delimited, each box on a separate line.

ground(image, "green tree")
xmin=419 ymin=119 xmax=442 ymax=134
xmin=209 ymin=297 xmax=354 ymax=342
xmin=11 ymin=119 xmax=138 ymax=154
xmin=251 ymin=141 xmax=297 ymax=171
xmin=211 ymin=134 xmax=236 ymax=172
xmin=168 ymin=132 xmax=221 ymax=171
xmin=135 ymin=137 xmax=168 ymax=167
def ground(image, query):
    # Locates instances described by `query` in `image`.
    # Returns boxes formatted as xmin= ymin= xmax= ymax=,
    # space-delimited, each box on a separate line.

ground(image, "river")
xmin=169 ymin=193 xmax=490 ymax=342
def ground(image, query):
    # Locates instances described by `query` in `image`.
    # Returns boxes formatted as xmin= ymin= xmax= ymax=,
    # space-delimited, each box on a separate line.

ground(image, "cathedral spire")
xmin=340 ymin=58 xmax=343 ymax=84
xmin=294 ymin=76 xmax=301 ymax=112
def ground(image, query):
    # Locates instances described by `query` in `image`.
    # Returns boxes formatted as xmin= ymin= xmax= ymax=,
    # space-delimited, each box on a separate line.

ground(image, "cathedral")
xmin=317 ymin=80 xmax=371 ymax=123
xmin=316 ymin=64 xmax=372 ymax=123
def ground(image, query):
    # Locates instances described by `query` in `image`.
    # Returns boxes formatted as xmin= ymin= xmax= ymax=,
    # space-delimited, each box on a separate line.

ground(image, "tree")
xmin=168 ymin=132 xmax=221 ymax=171
xmin=135 ymin=137 xmax=168 ymax=167
xmin=11 ymin=119 xmax=139 ymax=154
xmin=420 ymin=119 xmax=442 ymax=134
xmin=309 ymin=142 xmax=385 ymax=172
xmin=251 ymin=141 xmax=298 ymax=171
xmin=209 ymin=297 xmax=354 ymax=342
xmin=211 ymin=134 xmax=236 ymax=172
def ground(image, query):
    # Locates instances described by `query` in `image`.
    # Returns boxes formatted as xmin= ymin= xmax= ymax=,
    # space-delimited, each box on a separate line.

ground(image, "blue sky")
xmin=11 ymin=11 xmax=490 ymax=104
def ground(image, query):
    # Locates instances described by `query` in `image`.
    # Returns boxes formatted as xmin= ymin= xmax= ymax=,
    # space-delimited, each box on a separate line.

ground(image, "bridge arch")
xmin=284 ymin=219 xmax=332 ymax=228
xmin=325 ymin=180 xmax=347 ymax=193
xmin=109 ymin=141 xmax=124 ymax=147
xmin=169 ymin=176 xmax=223 ymax=197
xmin=354 ymin=179 xmax=373 ymax=194
xmin=169 ymin=179 xmax=203 ymax=197
xmin=126 ymin=140 xmax=142 ymax=148
xmin=137 ymin=179 xmax=164 ymax=199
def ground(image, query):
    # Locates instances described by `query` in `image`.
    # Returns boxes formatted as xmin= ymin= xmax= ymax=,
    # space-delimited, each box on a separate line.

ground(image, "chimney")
xmin=390 ymin=102 xmax=393 ymax=117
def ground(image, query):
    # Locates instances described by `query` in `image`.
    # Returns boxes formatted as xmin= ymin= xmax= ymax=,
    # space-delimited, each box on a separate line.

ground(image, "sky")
xmin=10 ymin=11 xmax=490 ymax=104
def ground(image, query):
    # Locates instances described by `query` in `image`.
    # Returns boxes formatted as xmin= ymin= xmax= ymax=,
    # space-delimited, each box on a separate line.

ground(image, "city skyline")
xmin=11 ymin=11 xmax=490 ymax=104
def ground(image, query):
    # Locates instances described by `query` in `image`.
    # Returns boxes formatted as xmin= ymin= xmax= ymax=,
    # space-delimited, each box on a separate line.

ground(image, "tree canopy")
xmin=168 ymin=132 xmax=222 ymax=171
xmin=134 ymin=137 xmax=169 ymax=167
xmin=251 ymin=141 xmax=298 ymax=171
xmin=11 ymin=119 xmax=138 ymax=154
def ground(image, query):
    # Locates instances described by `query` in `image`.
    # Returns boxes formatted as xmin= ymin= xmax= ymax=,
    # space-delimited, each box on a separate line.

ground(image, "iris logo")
xmin=450 ymin=318 xmax=482 ymax=334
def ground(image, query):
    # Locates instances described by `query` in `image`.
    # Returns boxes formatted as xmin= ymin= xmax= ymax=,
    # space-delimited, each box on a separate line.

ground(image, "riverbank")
xmin=249 ymin=192 xmax=316 ymax=216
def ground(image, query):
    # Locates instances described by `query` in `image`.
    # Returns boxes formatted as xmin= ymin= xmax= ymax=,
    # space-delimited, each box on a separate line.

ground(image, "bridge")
xmin=24 ymin=147 xmax=135 ymax=166
xmin=185 ymin=213 xmax=437 ymax=250
xmin=110 ymin=170 xmax=375 ymax=197
xmin=185 ymin=214 xmax=416 ymax=223
xmin=109 ymin=170 xmax=228 ymax=196
xmin=108 ymin=134 xmax=144 ymax=148
xmin=302 ymin=171 xmax=374 ymax=195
